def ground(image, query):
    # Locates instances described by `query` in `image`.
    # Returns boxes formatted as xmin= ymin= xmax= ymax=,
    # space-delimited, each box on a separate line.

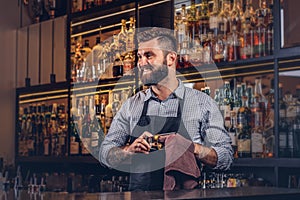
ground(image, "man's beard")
xmin=139 ymin=60 xmax=168 ymax=86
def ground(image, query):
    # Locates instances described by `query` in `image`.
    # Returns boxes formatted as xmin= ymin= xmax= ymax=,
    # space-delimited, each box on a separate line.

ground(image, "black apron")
xmin=128 ymin=89 xmax=191 ymax=191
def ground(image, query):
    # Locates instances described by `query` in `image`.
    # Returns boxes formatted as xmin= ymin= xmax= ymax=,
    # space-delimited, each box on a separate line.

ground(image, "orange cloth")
xmin=163 ymin=134 xmax=201 ymax=190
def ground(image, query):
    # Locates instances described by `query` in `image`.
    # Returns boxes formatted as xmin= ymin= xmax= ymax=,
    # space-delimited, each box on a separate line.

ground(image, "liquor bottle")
xmin=204 ymin=85 xmax=211 ymax=96
xmin=81 ymin=96 xmax=91 ymax=156
xmin=43 ymin=105 xmax=51 ymax=156
xmin=81 ymin=39 xmax=92 ymax=59
xmin=123 ymin=51 xmax=134 ymax=76
xmin=176 ymin=4 xmax=188 ymax=53
xmin=203 ymin=33 xmax=213 ymax=64
xmin=222 ymin=81 xmax=232 ymax=129
xmin=209 ymin=0 xmax=220 ymax=36
xmin=105 ymin=90 xmax=114 ymax=134
xmin=214 ymin=88 xmax=220 ymax=106
xmin=88 ymin=96 xmax=102 ymax=156
xmin=178 ymin=40 xmax=190 ymax=68
xmin=251 ymin=97 xmax=264 ymax=158
xmin=230 ymin=0 xmax=242 ymax=33
xmin=118 ymin=19 xmax=128 ymax=54
xmin=253 ymin=11 xmax=266 ymax=58
xmin=92 ymin=34 xmax=103 ymax=81
xmin=217 ymin=1 xmax=229 ymax=62
xmin=246 ymin=84 xmax=254 ymax=110
xmin=229 ymin=111 xmax=238 ymax=158
xmin=109 ymin=34 xmax=120 ymax=63
xmin=126 ymin=17 xmax=135 ymax=52
xmin=228 ymin=20 xmax=241 ymax=62
xmin=279 ymin=83 xmax=289 ymax=157
xmin=70 ymin=117 xmax=80 ymax=156
xmin=198 ymin=0 xmax=210 ymax=38
xmin=98 ymin=42 xmax=110 ymax=79
xmin=237 ymin=94 xmax=252 ymax=158
xmin=189 ymin=37 xmax=203 ymax=66
xmin=232 ymin=84 xmax=242 ymax=113
xmin=36 ymin=104 xmax=44 ymax=156
xmin=18 ymin=107 xmax=28 ymax=156
xmin=100 ymin=96 xmax=107 ymax=127
xmin=27 ymin=105 xmax=36 ymax=156
xmin=218 ymin=0 xmax=230 ymax=37
xmin=240 ymin=21 xmax=253 ymax=59
xmin=265 ymin=4 xmax=273 ymax=56
xmin=287 ymin=121 xmax=294 ymax=158
xmin=58 ymin=104 xmax=67 ymax=156
xmin=293 ymin=117 xmax=300 ymax=158
xmin=112 ymin=54 xmax=123 ymax=78
xmin=188 ymin=0 xmax=198 ymax=42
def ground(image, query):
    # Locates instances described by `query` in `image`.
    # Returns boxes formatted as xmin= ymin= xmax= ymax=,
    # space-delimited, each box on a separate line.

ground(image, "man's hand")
xmin=194 ymin=143 xmax=217 ymax=168
xmin=125 ymin=131 xmax=153 ymax=154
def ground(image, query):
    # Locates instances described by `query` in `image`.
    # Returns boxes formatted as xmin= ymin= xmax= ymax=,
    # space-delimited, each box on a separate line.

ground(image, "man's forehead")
xmin=138 ymin=38 xmax=159 ymax=50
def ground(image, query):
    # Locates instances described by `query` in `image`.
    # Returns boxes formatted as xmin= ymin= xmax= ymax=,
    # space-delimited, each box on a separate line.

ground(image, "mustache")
xmin=139 ymin=64 xmax=154 ymax=72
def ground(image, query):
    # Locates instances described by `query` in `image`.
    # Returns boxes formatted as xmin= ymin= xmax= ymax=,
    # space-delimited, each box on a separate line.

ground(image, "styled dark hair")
xmin=137 ymin=27 xmax=177 ymax=54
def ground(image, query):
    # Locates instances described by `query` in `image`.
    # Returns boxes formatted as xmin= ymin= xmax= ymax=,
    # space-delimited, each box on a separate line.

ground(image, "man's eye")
xmin=145 ymin=53 xmax=152 ymax=59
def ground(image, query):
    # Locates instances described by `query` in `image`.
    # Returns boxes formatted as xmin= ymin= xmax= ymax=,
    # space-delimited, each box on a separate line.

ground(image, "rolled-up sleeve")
xmin=99 ymin=101 xmax=131 ymax=168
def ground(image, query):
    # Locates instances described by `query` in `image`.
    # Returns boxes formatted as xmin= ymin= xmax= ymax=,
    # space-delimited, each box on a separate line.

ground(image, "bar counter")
xmin=2 ymin=187 xmax=300 ymax=200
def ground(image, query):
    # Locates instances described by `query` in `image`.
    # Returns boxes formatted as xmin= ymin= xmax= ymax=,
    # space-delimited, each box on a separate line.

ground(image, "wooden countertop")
xmin=1 ymin=187 xmax=300 ymax=200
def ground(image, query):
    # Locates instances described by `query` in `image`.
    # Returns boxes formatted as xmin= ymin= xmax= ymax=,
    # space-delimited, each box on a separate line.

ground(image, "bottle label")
xmin=91 ymin=131 xmax=99 ymax=148
xmin=251 ymin=132 xmax=263 ymax=153
xmin=70 ymin=141 xmax=79 ymax=155
xmin=279 ymin=131 xmax=287 ymax=148
xmin=209 ymin=16 xmax=218 ymax=29
xmin=81 ymin=138 xmax=91 ymax=154
xmin=44 ymin=139 xmax=50 ymax=156
xmin=288 ymin=130 xmax=294 ymax=149
xmin=229 ymin=131 xmax=237 ymax=146
xmin=237 ymin=139 xmax=250 ymax=152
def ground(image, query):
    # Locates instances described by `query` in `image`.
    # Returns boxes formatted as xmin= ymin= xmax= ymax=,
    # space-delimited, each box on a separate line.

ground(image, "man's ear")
xmin=166 ymin=52 xmax=177 ymax=67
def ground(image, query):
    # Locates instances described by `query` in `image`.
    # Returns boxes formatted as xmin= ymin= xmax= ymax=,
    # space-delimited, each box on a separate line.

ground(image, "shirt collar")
xmin=144 ymin=79 xmax=185 ymax=101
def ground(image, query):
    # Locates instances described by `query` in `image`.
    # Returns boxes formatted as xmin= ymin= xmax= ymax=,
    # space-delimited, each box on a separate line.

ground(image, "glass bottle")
xmin=253 ymin=10 xmax=266 ymax=58
xmin=233 ymin=84 xmax=242 ymax=114
xmin=105 ymin=90 xmax=114 ymax=134
xmin=228 ymin=20 xmax=241 ymax=62
xmin=198 ymin=0 xmax=210 ymax=38
xmin=255 ymin=77 xmax=267 ymax=124
xmin=203 ymin=32 xmax=213 ymax=64
xmin=279 ymin=83 xmax=288 ymax=157
xmin=118 ymin=19 xmax=127 ymax=54
xmin=126 ymin=17 xmax=135 ymax=52
xmin=230 ymin=0 xmax=242 ymax=33
xmin=218 ymin=0 xmax=230 ymax=37
xmin=229 ymin=111 xmax=238 ymax=158
xmin=123 ymin=51 xmax=134 ymax=76
xmin=178 ymin=40 xmax=190 ymax=68
xmin=265 ymin=8 xmax=273 ymax=56
xmin=209 ymin=0 xmax=220 ymax=36
xmin=91 ymin=36 xmax=102 ymax=82
xmin=98 ymin=42 xmax=110 ymax=79
xmin=81 ymin=96 xmax=91 ymax=156
xmin=237 ymin=94 xmax=252 ymax=158
xmin=177 ymin=4 xmax=188 ymax=53
xmin=223 ymin=81 xmax=232 ymax=129
xmin=189 ymin=37 xmax=203 ymax=66
xmin=188 ymin=0 xmax=198 ymax=42
xmin=251 ymin=94 xmax=264 ymax=158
